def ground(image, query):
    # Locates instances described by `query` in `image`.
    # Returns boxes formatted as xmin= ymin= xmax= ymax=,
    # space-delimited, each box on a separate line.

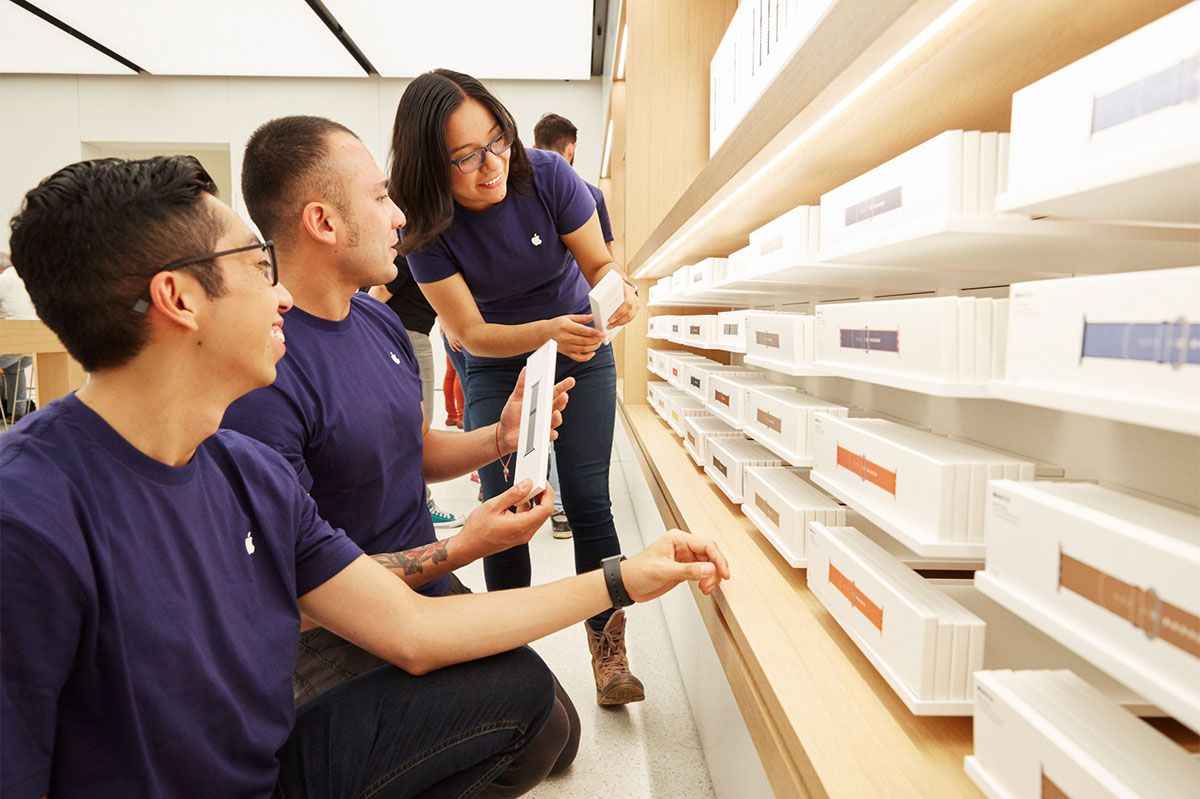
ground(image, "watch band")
xmin=601 ymin=554 xmax=634 ymax=609
xmin=1058 ymin=550 xmax=1200 ymax=659
xmin=1080 ymin=318 xmax=1198 ymax=368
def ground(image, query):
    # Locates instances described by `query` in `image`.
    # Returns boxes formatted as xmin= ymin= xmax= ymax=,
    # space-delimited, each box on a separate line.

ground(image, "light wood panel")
xmin=0 ymin=319 xmax=86 ymax=405
xmin=629 ymin=0 xmax=1190 ymax=277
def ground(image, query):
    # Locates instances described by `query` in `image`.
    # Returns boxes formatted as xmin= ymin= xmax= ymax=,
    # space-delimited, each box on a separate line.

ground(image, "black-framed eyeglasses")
xmin=132 ymin=240 xmax=277 ymax=313
xmin=450 ymin=130 xmax=514 ymax=174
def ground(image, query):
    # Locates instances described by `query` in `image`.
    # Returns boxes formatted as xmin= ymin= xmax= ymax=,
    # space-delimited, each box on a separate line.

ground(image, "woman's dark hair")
xmin=389 ymin=69 xmax=532 ymax=255
xmin=8 ymin=156 xmax=224 ymax=372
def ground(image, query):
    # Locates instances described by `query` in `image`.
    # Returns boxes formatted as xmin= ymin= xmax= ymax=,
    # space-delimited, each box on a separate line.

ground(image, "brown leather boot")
xmin=585 ymin=610 xmax=645 ymax=706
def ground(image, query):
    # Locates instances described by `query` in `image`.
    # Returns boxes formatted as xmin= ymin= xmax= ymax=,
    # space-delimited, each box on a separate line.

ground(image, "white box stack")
xmin=748 ymin=205 xmax=821 ymax=273
xmin=687 ymin=258 xmax=728 ymax=295
xmin=645 ymin=380 xmax=669 ymax=411
xmin=646 ymin=316 xmax=671 ymax=340
xmin=683 ymin=362 xmax=761 ymax=402
xmin=671 ymin=266 xmax=690 ymax=296
xmin=683 ymin=416 xmax=742 ymax=468
xmin=727 ymin=244 xmax=756 ymax=278
xmin=978 ymin=480 xmax=1200 ymax=730
xmin=995 ymin=267 xmax=1200 ymax=434
xmin=818 ymin=130 xmax=1012 ymax=257
xmin=707 ymin=374 xmax=794 ymax=428
xmin=811 ymin=415 xmax=1035 ymax=554
xmin=665 ymin=394 xmax=710 ymax=438
xmin=648 ymin=383 xmax=690 ymax=419
xmin=997 ymin=3 xmax=1200 ymax=224
xmin=705 ymin=436 xmax=783 ymax=504
xmin=744 ymin=312 xmax=817 ymax=373
xmin=966 ymin=670 xmax=1200 ymax=799
xmin=678 ymin=315 xmax=718 ymax=348
xmin=744 ymin=389 xmax=850 ymax=466
xmin=667 ymin=353 xmax=713 ymax=388
xmin=814 ymin=296 xmax=1008 ymax=391
xmin=716 ymin=310 xmax=752 ymax=352
xmin=807 ymin=523 xmax=986 ymax=705
xmin=742 ymin=466 xmax=846 ymax=565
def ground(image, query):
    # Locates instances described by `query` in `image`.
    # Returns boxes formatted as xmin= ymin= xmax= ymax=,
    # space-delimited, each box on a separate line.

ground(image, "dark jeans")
xmin=275 ymin=647 xmax=557 ymax=799
xmin=466 ymin=344 xmax=621 ymax=626
xmin=443 ymin=334 xmax=472 ymax=431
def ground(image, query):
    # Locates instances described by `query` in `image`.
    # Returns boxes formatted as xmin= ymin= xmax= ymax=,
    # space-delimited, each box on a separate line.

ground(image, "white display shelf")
xmin=743 ymin=427 xmax=815 ymax=469
xmin=975 ymin=571 xmax=1196 ymax=732
xmin=962 ymin=756 xmax=1009 ymax=799
xmin=811 ymin=471 xmax=986 ymax=559
xmin=743 ymin=355 xmax=822 ymax=376
xmin=817 ymin=216 xmax=1200 ymax=273
xmin=814 ymin=361 xmax=991 ymax=398
xmin=989 ymin=379 xmax=1200 ymax=437
xmin=665 ymin=336 xmax=743 ymax=355
xmin=815 ymin=579 xmax=1157 ymax=717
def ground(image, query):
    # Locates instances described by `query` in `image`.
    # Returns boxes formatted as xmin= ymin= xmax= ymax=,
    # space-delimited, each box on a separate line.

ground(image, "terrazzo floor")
xmin=428 ymin=409 xmax=717 ymax=799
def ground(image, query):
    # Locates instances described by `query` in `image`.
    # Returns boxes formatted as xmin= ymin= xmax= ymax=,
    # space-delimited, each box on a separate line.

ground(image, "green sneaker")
xmin=428 ymin=497 xmax=465 ymax=529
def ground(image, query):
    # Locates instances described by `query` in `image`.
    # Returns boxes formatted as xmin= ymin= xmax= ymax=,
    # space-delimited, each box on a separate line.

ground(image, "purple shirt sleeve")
xmin=291 ymin=486 xmax=364 ymax=597
xmin=546 ymin=152 xmax=597 ymax=236
xmin=222 ymin=386 xmax=314 ymax=492
xmin=1 ymin=521 xmax=86 ymax=797
xmin=406 ymin=237 xmax=460 ymax=284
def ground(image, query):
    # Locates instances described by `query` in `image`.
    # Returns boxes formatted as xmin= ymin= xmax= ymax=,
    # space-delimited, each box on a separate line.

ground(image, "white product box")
xmin=819 ymin=131 xmax=972 ymax=256
xmin=687 ymin=258 xmax=728 ymax=294
xmin=646 ymin=347 xmax=665 ymax=377
xmin=665 ymin=394 xmax=710 ymax=438
xmin=647 ymin=382 xmax=689 ymax=418
xmin=666 ymin=316 xmax=686 ymax=339
xmin=705 ymin=436 xmax=783 ymax=504
xmin=748 ymin=205 xmax=820 ymax=271
xmin=744 ymin=389 xmax=850 ymax=466
xmin=671 ymin=266 xmax=690 ymax=295
xmin=679 ymin=315 xmax=718 ymax=347
xmin=667 ymin=353 xmax=713 ymax=388
xmin=981 ymin=480 xmax=1200 ymax=730
xmin=727 ymin=244 xmax=756 ymax=277
xmin=683 ymin=362 xmax=760 ymax=402
xmin=815 ymin=296 xmax=1002 ymax=389
xmin=707 ymin=374 xmax=794 ymax=428
xmin=716 ymin=310 xmax=752 ymax=352
xmin=967 ymin=670 xmax=1200 ymax=799
xmin=742 ymin=466 xmax=846 ymax=565
xmin=513 ymin=340 xmax=558 ymax=500
xmin=997 ymin=3 xmax=1200 ymax=224
xmin=996 ymin=267 xmax=1200 ymax=434
xmin=683 ymin=416 xmax=742 ymax=467
xmin=587 ymin=270 xmax=625 ymax=345
xmin=646 ymin=316 xmax=670 ymax=340
xmin=811 ymin=415 xmax=1035 ymax=551
xmin=744 ymin=312 xmax=816 ymax=373
xmin=807 ymin=523 xmax=985 ymax=704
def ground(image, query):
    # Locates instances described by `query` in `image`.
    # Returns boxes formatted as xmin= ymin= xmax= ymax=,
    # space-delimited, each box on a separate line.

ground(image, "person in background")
xmin=0 ymin=252 xmax=37 ymax=421
xmin=369 ymin=254 xmax=465 ymax=528
xmin=532 ymin=113 xmax=619 ymax=539
xmin=443 ymin=349 xmax=465 ymax=427
xmin=1 ymin=154 xmax=728 ymax=799
xmin=225 ymin=116 xmax=583 ymax=776
xmin=391 ymin=70 xmax=647 ymax=707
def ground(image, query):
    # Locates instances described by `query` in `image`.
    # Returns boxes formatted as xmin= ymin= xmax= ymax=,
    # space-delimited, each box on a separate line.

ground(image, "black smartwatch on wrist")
xmin=621 ymin=277 xmax=639 ymax=297
xmin=601 ymin=554 xmax=635 ymax=609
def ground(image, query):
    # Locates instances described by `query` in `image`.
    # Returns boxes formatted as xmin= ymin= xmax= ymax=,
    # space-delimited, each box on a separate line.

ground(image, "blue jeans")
xmin=275 ymin=647 xmax=557 ymax=798
xmin=466 ymin=345 xmax=620 ymax=625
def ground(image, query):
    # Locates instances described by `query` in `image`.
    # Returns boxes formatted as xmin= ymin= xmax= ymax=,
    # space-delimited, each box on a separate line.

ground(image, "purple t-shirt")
xmin=585 ymin=181 xmax=614 ymax=244
xmin=222 ymin=294 xmax=448 ymax=597
xmin=0 ymin=394 xmax=362 ymax=798
xmin=407 ymin=148 xmax=597 ymax=359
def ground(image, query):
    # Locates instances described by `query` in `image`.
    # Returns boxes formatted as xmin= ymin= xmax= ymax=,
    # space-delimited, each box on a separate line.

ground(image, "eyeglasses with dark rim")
xmin=450 ymin=130 xmax=514 ymax=174
xmin=132 ymin=240 xmax=277 ymax=313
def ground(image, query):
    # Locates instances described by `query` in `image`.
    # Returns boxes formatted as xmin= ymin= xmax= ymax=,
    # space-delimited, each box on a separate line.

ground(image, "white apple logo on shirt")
xmin=245 ymin=532 xmax=255 ymax=555
xmin=390 ymin=351 xmax=401 ymax=364
xmin=531 ymin=234 xmax=542 ymax=247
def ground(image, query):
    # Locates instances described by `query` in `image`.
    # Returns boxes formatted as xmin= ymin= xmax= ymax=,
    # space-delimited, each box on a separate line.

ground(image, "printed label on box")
xmin=828 ymin=562 xmax=884 ymax=632
xmin=690 ymin=376 xmax=702 ymax=388
xmin=712 ymin=456 xmax=729 ymax=477
xmin=836 ymin=445 xmax=898 ymax=496
xmin=1081 ymin=319 xmax=1200 ymax=367
xmin=755 ymin=493 xmax=781 ymax=526
xmin=723 ymin=324 xmax=740 ymax=336
xmin=756 ymin=408 xmax=782 ymax=433
xmin=715 ymin=390 xmax=731 ymax=406
xmin=840 ymin=328 xmax=900 ymax=353
xmin=756 ymin=331 xmax=781 ymax=349
xmin=844 ymin=186 xmax=903 ymax=226
xmin=1091 ymin=54 xmax=1200 ymax=134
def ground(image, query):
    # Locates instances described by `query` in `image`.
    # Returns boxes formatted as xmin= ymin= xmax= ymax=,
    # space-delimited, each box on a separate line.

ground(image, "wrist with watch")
xmin=601 ymin=554 xmax=635 ymax=609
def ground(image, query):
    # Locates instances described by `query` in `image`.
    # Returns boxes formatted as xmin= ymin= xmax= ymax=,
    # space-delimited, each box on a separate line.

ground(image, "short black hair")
xmin=533 ymin=113 xmax=577 ymax=153
xmin=390 ymin=69 xmax=533 ymax=255
xmin=8 ymin=156 xmax=224 ymax=372
xmin=241 ymin=115 xmax=357 ymax=243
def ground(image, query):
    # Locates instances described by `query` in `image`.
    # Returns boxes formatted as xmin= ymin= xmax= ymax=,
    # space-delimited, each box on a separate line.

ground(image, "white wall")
xmin=0 ymin=73 xmax=604 ymax=250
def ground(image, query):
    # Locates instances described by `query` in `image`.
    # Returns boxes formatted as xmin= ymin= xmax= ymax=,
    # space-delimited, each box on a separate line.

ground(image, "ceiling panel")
xmin=28 ymin=0 xmax=365 ymax=77
xmin=325 ymin=0 xmax=594 ymax=79
xmin=0 ymin=2 xmax=135 ymax=74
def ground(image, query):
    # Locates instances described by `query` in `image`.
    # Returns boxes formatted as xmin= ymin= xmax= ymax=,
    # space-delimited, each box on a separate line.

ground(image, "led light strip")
xmin=634 ymin=0 xmax=981 ymax=279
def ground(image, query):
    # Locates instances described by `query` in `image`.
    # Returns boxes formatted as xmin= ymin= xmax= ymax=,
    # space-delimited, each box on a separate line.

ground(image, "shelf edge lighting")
xmin=617 ymin=23 xmax=628 ymax=80
xmin=634 ymin=0 xmax=981 ymax=278
xmin=602 ymin=118 xmax=615 ymax=178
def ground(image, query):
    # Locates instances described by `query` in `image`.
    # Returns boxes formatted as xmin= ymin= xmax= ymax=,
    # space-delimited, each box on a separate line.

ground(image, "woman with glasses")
xmin=390 ymin=69 xmax=644 ymax=707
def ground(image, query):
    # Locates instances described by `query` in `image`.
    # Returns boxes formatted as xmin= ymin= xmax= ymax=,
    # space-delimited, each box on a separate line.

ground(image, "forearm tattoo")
xmin=374 ymin=541 xmax=450 ymax=576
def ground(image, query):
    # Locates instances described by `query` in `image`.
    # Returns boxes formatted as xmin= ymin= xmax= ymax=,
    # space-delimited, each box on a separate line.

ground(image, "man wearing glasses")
xmin=0 ymin=155 xmax=729 ymax=797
